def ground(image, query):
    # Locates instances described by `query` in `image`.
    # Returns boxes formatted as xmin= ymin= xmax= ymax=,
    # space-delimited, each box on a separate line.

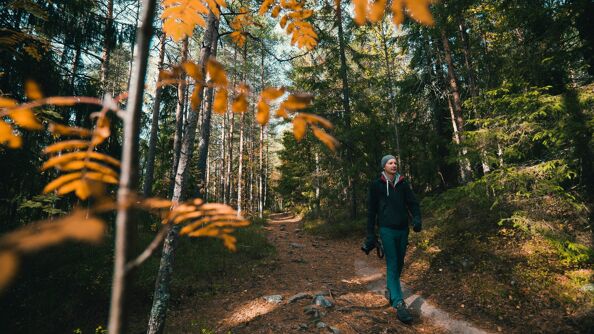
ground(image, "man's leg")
xmin=379 ymin=227 xmax=404 ymax=306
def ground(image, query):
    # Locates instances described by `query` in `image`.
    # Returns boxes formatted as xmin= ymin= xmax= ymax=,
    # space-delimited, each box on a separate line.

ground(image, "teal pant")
xmin=379 ymin=227 xmax=408 ymax=306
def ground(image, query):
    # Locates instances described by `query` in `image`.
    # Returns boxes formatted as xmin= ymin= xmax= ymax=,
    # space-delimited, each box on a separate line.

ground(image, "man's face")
xmin=384 ymin=158 xmax=397 ymax=174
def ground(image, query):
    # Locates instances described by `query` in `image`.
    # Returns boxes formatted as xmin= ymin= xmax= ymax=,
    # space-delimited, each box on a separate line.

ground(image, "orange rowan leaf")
xmin=256 ymin=99 xmax=270 ymax=125
xmin=190 ymin=85 xmax=203 ymax=110
xmin=0 ymin=97 xmax=17 ymax=108
xmin=205 ymin=0 xmax=220 ymax=17
xmin=298 ymin=112 xmax=333 ymax=129
xmin=60 ymin=161 xmax=118 ymax=177
xmin=353 ymin=0 xmax=367 ymax=25
xmin=42 ymin=152 xmax=86 ymax=170
xmin=25 ymin=80 xmax=43 ymax=100
xmin=206 ymin=58 xmax=228 ymax=86
xmin=232 ymin=93 xmax=248 ymax=113
xmin=182 ymin=61 xmax=203 ymax=82
xmin=91 ymin=116 xmax=111 ymax=146
xmin=214 ymin=0 xmax=227 ymax=8
xmin=43 ymin=172 xmax=83 ymax=193
xmin=213 ymin=89 xmax=228 ymax=114
xmin=49 ymin=123 xmax=92 ymax=137
xmin=368 ymin=0 xmax=386 ymax=23
xmin=311 ymin=125 xmax=339 ymax=151
xmin=292 ymin=116 xmax=307 ymax=140
xmin=83 ymin=172 xmax=118 ymax=185
xmin=283 ymin=93 xmax=313 ymax=110
xmin=280 ymin=15 xmax=289 ymax=28
xmin=259 ymin=0 xmax=274 ymax=15
xmin=271 ymin=5 xmax=281 ymax=17
xmin=141 ymin=198 xmax=173 ymax=209
xmin=9 ymin=108 xmax=42 ymax=130
xmin=0 ymin=251 xmax=18 ymax=291
xmin=221 ymin=234 xmax=237 ymax=251
xmin=0 ymin=120 xmax=22 ymax=148
xmin=44 ymin=140 xmax=89 ymax=153
xmin=261 ymin=87 xmax=286 ymax=101
xmin=57 ymin=179 xmax=91 ymax=199
xmin=161 ymin=0 xmax=208 ymax=41
xmin=405 ymin=0 xmax=434 ymax=26
xmin=276 ymin=105 xmax=289 ymax=118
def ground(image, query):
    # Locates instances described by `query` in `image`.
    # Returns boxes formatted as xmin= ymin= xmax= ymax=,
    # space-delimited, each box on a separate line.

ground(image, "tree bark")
xmin=143 ymin=32 xmax=167 ymax=197
xmin=441 ymin=28 xmax=472 ymax=183
xmin=147 ymin=13 xmax=218 ymax=334
xmin=100 ymin=0 xmax=114 ymax=86
xmin=336 ymin=0 xmax=357 ymax=219
xmin=108 ymin=0 xmax=157 ymax=333
xmin=169 ymin=37 xmax=189 ymax=196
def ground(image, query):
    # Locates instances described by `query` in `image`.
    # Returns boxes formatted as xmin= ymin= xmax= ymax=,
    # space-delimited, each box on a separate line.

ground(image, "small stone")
xmin=290 ymin=242 xmax=305 ymax=248
xmin=316 ymin=321 xmax=327 ymax=329
xmin=263 ymin=295 xmax=283 ymax=304
xmin=313 ymin=294 xmax=334 ymax=308
xmin=298 ymin=323 xmax=308 ymax=330
xmin=288 ymin=292 xmax=312 ymax=303
xmin=497 ymin=326 xmax=502 ymax=332
xmin=580 ymin=283 xmax=594 ymax=292
xmin=328 ymin=326 xmax=341 ymax=334
xmin=303 ymin=305 xmax=320 ymax=319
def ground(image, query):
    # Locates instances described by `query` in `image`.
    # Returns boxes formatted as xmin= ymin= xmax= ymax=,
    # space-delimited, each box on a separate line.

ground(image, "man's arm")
xmin=404 ymin=181 xmax=422 ymax=231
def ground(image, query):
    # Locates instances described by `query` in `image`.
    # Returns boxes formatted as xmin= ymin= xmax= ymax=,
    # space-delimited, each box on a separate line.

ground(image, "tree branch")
xmin=125 ymin=225 xmax=171 ymax=273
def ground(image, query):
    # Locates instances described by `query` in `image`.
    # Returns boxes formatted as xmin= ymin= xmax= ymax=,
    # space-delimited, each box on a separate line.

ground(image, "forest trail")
xmin=167 ymin=214 xmax=492 ymax=333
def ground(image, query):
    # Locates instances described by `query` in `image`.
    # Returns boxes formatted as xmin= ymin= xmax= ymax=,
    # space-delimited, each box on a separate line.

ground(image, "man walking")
xmin=364 ymin=155 xmax=422 ymax=324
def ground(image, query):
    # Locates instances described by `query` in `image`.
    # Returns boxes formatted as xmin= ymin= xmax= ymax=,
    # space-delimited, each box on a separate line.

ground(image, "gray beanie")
xmin=381 ymin=155 xmax=396 ymax=169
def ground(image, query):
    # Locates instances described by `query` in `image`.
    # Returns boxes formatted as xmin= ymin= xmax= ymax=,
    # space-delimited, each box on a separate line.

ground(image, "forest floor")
xmin=164 ymin=213 xmax=494 ymax=334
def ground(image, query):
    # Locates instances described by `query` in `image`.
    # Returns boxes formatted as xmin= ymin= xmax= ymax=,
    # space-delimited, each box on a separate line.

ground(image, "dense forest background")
xmin=0 ymin=0 xmax=592 ymax=333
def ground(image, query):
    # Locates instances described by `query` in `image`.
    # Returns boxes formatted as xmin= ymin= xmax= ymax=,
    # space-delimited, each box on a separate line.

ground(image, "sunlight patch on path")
xmin=217 ymin=297 xmax=281 ymax=331
xmin=354 ymin=257 xmax=492 ymax=334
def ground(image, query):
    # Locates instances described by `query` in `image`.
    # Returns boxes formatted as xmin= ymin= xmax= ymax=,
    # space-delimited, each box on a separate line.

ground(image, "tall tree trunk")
xmin=258 ymin=46 xmax=265 ymax=218
xmin=336 ymin=0 xmax=357 ymax=218
xmin=143 ymin=32 xmax=167 ymax=197
xmin=196 ymin=24 xmax=220 ymax=198
xmin=379 ymin=24 xmax=402 ymax=166
xmin=100 ymin=0 xmax=114 ymax=86
xmin=147 ymin=13 xmax=218 ymax=334
xmin=441 ymin=29 xmax=472 ymax=183
xmin=221 ymin=104 xmax=227 ymax=203
xmin=169 ymin=38 xmax=189 ymax=196
xmin=108 ymin=0 xmax=157 ymax=333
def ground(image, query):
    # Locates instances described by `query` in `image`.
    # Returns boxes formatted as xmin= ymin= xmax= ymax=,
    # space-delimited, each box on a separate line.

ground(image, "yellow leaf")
xmin=256 ymin=99 xmax=270 ymax=125
xmin=205 ymin=0 xmax=221 ymax=17
xmin=232 ymin=93 xmax=248 ymax=113
xmin=0 ymin=251 xmax=18 ymax=291
xmin=292 ymin=116 xmax=307 ymax=140
xmin=44 ymin=140 xmax=90 ymax=154
xmin=276 ymin=105 xmax=289 ymax=118
xmin=213 ymin=89 xmax=228 ymax=114
xmin=43 ymin=172 xmax=83 ymax=193
xmin=161 ymin=0 xmax=208 ymax=41
xmin=45 ymin=97 xmax=77 ymax=106
xmin=91 ymin=116 xmax=111 ymax=146
xmin=42 ymin=151 xmax=120 ymax=171
xmin=214 ymin=0 xmax=227 ymax=8
xmin=49 ymin=123 xmax=92 ymax=137
xmin=206 ymin=58 xmax=228 ymax=86
xmin=0 ymin=120 xmax=22 ymax=148
xmin=25 ymin=80 xmax=43 ymax=100
xmin=221 ymin=234 xmax=237 ymax=251
xmin=280 ymin=15 xmax=288 ymax=28
xmin=0 ymin=97 xmax=17 ymax=108
xmin=9 ymin=108 xmax=42 ymax=130
xmin=261 ymin=87 xmax=285 ymax=101
xmin=311 ymin=125 xmax=339 ymax=151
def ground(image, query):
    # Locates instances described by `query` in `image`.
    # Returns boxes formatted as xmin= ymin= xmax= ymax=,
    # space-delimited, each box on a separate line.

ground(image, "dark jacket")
xmin=367 ymin=173 xmax=421 ymax=237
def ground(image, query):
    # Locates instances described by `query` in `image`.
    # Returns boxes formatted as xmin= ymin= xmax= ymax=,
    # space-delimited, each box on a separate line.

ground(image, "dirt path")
xmin=167 ymin=214 xmax=491 ymax=333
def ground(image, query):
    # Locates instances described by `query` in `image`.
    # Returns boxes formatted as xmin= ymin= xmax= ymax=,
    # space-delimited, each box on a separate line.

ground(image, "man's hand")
xmin=361 ymin=235 xmax=377 ymax=254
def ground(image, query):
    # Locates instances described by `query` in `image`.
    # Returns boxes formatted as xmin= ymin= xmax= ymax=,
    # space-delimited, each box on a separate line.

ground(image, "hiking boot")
xmin=395 ymin=300 xmax=413 ymax=324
